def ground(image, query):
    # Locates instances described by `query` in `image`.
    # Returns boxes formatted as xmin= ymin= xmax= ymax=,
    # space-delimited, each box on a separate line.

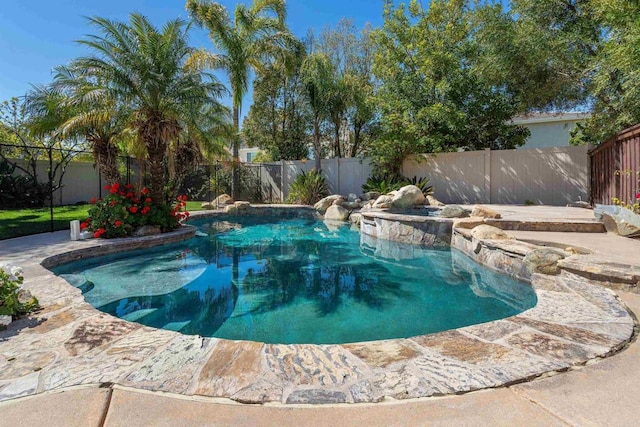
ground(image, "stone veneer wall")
xmin=360 ymin=212 xmax=454 ymax=248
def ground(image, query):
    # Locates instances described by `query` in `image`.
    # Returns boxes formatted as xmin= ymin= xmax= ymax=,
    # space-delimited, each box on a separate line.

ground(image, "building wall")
xmin=519 ymin=119 xmax=581 ymax=149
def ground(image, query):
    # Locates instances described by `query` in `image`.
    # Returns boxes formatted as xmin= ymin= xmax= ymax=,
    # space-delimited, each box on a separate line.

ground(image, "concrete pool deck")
xmin=1 ymin=205 xmax=639 ymax=425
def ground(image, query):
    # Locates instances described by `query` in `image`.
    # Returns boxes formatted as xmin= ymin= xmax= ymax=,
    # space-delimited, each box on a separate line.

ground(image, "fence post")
xmin=48 ymin=146 xmax=54 ymax=232
xmin=280 ymin=159 xmax=286 ymax=202
xmin=484 ymin=148 xmax=491 ymax=204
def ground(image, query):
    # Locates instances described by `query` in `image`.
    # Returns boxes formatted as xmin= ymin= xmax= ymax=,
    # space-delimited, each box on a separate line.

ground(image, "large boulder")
xmin=314 ymin=195 xmax=344 ymax=214
xmin=594 ymin=204 xmax=640 ymax=238
xmin=324 ymin=205 xmax=350 ymax=221
xmin=440 ymin=205 xmax=470 ymax=218
xmin=361 ymin=191 xmax=380 ymax=201
xmin=425 ymin=195 xmax=444 ymax=207
xmin=349 ymin=212 xmax=362 ymax=227
xmin=523 ymin=248 xmax=566 ymax=275
xmin=372 ymin=195 xmax=394 ymax=209
xmin=202 ymin=194 xmax=233 ymax=209
xmin=471 ymin=205 xmax=502 ymax=219
xmin=390 ymin=185 xmax=425 ymax=209
xmin=470 ymin=224 xmax=513 ymax=240
xmin=340 ymin=201 xmax=362 ymax=210
xmin=224 ymin=205 xmax=238 ymax=215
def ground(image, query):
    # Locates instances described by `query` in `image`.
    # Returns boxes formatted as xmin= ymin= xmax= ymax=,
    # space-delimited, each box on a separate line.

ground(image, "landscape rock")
xmin=225 ymin=205 xmax=238 ymax=215
xmin=348 ymin=193 xmax=359 ymax=202
xmin=361 ymin=192 xmax=380 ymax=201
xmin=567 ymin=201 xmax=592 ymax=209
xmin=202 ymin=194 xmax=233 ymax=209
xmin=324 ymin=205 xmax=350 ymax=221
xmin=133 ymin=225 xmax=161 ymax=237
xmin=594 ymin=204 xmax=640 ymax=238
xmin=349 ymin=212 xmax=362 ymax=227
xmin=360 ymin=200 xmax=375 ymax=211
xmin=314 ymin=195 xmax=344 ymax=214
xmin=340 ymin=201 xmax=362 ymax=210
xmin=390 ymin=185 xmax=425 ymax=209
xmin=215 ymin=194 xmax=233 ymax=205
xmin=425 ymin=195 xmax=445 ymax=207
xmin=523 ymin=248 xmax=566 ymax=275
xmin=332 ymin=196 xmax=347 ymax=206
xmin=470 ymin=224 xmax=513 ymax=240
xmin=234 ymin=201 xmax=251 ymax=210
xmin=440 ymin=205 xmax=470 ymax=218
xmin=471 ymin=205 xmax=502 ymax=219
xmin=372 ymin=195 xmax=393 ymax=209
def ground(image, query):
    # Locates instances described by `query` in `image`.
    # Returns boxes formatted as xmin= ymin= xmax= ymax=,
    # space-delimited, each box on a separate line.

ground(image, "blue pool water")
xmin=53 ymin=217 xmax=536 ymax=344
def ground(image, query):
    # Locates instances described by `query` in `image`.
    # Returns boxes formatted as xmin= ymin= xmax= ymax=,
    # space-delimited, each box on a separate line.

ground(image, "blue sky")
xmin=0 ymin=0 xmax=389 ymax=116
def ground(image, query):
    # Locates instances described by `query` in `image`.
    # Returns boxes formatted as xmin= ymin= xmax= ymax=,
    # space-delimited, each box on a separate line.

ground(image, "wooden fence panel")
xmin=590 ymin=124 xmax=640 ymax=205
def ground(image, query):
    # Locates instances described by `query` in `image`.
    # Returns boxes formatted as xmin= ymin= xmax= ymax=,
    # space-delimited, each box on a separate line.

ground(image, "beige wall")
xmin=519 ymin=120 xmax=581 ymax=149
xmin=403 ymin=145 xmax=589 ymax=205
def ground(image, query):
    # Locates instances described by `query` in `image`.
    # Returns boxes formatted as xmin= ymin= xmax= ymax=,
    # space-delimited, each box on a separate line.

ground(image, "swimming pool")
xmin=53 ymin=216 xmax=536 ymax=344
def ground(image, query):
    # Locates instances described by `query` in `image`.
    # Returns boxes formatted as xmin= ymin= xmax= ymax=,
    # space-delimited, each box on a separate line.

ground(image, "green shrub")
xmin=287 ymin=169 xmax=329 ymax=205
xmin=82 ymin=183 xmax=188 ymax=238
xmin=362 ymin=172 xmax=405 ymax=194
xmin=363 ymin=173 xmax=434 ymax=196
xmin=0 ymin=265 xmax=39 ymax=319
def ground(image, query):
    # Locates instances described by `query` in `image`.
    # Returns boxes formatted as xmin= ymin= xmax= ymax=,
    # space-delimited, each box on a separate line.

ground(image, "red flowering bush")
xmin=81 ymin=183 xmax=190 ymax=239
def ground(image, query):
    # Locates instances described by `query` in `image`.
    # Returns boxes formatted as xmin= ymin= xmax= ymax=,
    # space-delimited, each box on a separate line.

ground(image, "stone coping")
xmin=0 ymin=212 xmax=635 ymax=405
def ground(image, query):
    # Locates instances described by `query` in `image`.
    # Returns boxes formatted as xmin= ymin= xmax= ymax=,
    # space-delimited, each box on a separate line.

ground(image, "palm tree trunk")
xmin=91 ymin=137 xmax=121 ymax=184
xmin=232 ymin=105 xmax=240 ymax=201
xmin=313 ymin=116 xmax=322 ymax=171
xmin=140 ymin=115 xmax=172 ymax=205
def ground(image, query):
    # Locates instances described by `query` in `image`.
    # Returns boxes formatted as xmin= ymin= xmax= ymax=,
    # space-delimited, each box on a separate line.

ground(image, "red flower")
xmin=145 ymin=197 xmax=152 ymax=203
xmin=114 ymin=220 xmax=122 ymax=228
xmin=133 ymin=198 xmax=139 ymax=204
xmin=636 ymin=192 xmax=640 ymax=200
xmin=90 ymin=197 xmax=96 ymax=204
xmin=80 ymin=222 xmax=88 ymax=230
xmin=170 ymin=210 xmax=176 ymax=217
xmin=125 ymin=192 xmax=134 ymax=199
xmin=141 ymin=187 xmax=149 ymax=195
xmin=129 ymin=206 xmax=138 ymax=214
xmin=112 ymin=183 xmax=120 ymax=191
xmin=141 ymin=206 xmax=150 ymax=215
xmin=110 ymin=200 xmax=117 ymax=207
xmin=93 ymin=228 xmax=106 ymax=238
xmin=104 ymin=184 xmax=111 ymax=190
xmin=110 ymin=187 xmax=118 ymax=194
xmin=125 ymin=183 xmax=133 ymax=189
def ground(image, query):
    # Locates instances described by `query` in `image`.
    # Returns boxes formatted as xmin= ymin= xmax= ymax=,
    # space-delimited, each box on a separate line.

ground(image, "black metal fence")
xmin=0 ymin=142 xmax=283 ymax=240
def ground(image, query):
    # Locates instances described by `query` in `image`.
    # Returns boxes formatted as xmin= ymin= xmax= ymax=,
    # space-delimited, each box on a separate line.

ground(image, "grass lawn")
xmin=0 ymin=205 xmax=91 ymax=240
xmin=0 ymin=202 xmax=205 ymax=241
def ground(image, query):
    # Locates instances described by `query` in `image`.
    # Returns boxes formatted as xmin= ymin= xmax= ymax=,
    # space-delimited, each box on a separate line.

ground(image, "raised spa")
xmin=53 ymin=216 xmax=537 ymax=344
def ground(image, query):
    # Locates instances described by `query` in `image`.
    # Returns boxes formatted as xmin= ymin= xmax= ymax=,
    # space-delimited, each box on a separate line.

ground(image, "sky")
xmin=0 ymin=0 xmax=391 ymax=119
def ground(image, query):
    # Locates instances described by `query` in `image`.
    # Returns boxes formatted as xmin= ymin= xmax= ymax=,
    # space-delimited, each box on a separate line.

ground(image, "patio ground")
xmin=0 ymin=291 xmax=637 ymax=426
xmin=1 ymin=205 xmax=639 ymax=426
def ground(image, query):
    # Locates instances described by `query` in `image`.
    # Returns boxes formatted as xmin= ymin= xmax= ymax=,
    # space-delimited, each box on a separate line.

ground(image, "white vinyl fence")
xmin=402 ymin=145 xmax=590 ymax=205
xmin=5 ymin=145 xmax=589 ymax=206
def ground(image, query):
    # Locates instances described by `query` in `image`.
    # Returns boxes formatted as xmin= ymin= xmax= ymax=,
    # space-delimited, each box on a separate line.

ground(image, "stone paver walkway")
xmin=0 ymin=291 xmax=638 ymax=427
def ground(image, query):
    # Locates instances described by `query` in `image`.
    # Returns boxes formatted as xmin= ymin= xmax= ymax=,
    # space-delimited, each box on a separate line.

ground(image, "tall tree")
xmin=68 ymin=14 xmax=226 ymax=205
xmin=371 ymin=0 xmax=528 ymax=174
xmin=301 ymin=52 xmax=334 ymax=170
xmin=186 ymin=0 xmax=296 ymax=199
xmin=50 ymin=65 xmax=129 ymax=184
xmin=242 ymin=41 xmax=310 ymax=161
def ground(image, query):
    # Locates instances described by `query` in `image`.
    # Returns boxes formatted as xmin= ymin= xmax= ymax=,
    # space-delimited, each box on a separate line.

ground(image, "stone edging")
xmin=0 ymin=209 xmax=635 ymax=404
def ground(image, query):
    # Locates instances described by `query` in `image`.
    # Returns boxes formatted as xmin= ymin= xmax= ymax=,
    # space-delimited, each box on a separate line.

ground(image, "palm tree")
xmin=186 ymin=0 xmax=297 ymax=200
xmin=68 ymin=13 xmax=227 ymax=205
xmin=300 ymin=52 xmax=334 ymax=171
xmin=50 ymin=65 xmax=128 ymax=184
